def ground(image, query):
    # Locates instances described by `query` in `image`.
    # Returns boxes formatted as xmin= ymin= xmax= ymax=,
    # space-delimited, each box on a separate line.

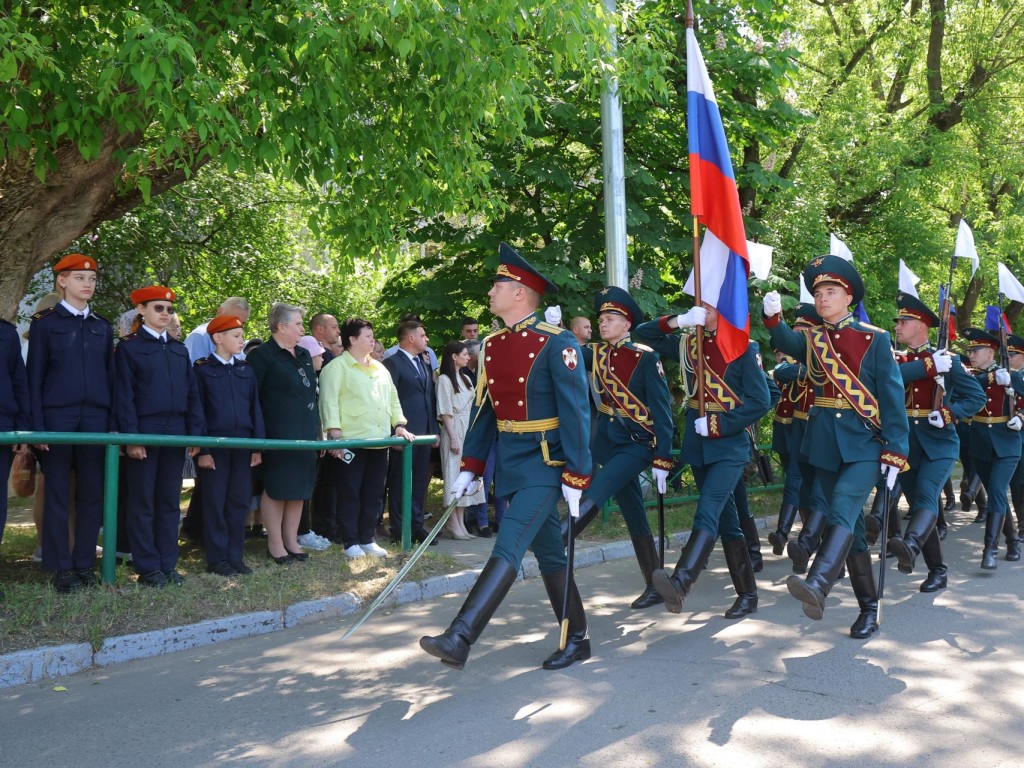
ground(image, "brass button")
xmin=522 ymin=331 xmax=528 ymax=337
xmin=835 ymin=413 xmax=842 ymax=419
xmin=486 ymin=356 xmax=492 ymax=361
xmin=518 ymin=377 xmax=524 ymax=383
xmin=518 ymin=400 xmax=523 ymax=406
xmin=529 ymin=353 xmax=535 ymax=359
xmin=488 ymin=378 xmax=494 ymax=384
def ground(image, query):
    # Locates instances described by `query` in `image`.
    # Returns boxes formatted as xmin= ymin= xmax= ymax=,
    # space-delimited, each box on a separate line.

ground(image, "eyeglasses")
xmin=150 ymin=304 xmax=175 ymax=314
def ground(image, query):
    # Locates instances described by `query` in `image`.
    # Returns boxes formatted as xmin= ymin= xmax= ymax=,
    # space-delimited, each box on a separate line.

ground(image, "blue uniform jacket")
xmin=461 ymin=312 xmax=591 ymax=496
xmin=969 ymin=364 xmax=1024 ymax=460
xmin=634 ymin=317 xmax=770 ymax=467
xmin=0 ymin=320 xmax=30 ymax=431
xmin=26 ymin=305 xmax=114 ymax=430
xmin=899 ymin=346 xmax=985 ymax=462
xmin=194 ymin=356 xmax=266 ymax=453
xmin=766 ymin=313 xmax=909 ymax=471
xmin=115 ymin=330 xmax=206 ymax=436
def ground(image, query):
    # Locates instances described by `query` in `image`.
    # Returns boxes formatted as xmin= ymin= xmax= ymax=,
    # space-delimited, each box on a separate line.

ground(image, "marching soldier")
xmin=419 ymin=244 xmax=593 ymax=670
xmin=962 ymin=327 xmax=1024 ymax=568
xmin=763 ymin=255 xmax=909 ymax=639
xmin=635 ymin=301 xmax=770 ymax=620
xmin=561 ymin=286 xmax=675 ymax=610
xmin=887 ymin=293 xmax=985 ymax=592
xmin=1006 ymin=335 xmax=1024 ymax=544
xmin=27 ymin=254 xmax=114 ymax=592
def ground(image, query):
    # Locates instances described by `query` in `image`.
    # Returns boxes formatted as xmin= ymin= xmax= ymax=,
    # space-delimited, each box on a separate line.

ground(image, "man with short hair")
xmin=461 ymin=316 xmax=480 ymax=341
xmin=184 ymin=297 xmax=251 ymax=363
xmin=383 ymin=320 xmax=437 ymax=544
xmin=310 ymin=313 xmax=340 ymax=365
xmin=570 ymin=316 xmax=592 ymax=348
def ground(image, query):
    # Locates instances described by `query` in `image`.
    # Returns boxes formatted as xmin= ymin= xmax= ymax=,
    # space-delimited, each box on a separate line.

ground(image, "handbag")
xmin=11 ymin=450 xmax=37 ymax=497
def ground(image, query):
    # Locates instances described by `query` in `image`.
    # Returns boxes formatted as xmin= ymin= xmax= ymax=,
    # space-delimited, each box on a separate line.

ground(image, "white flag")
xmin=747 ymin=241 xmax=774 ymax=281
xmin=898 ymin=259 xmax=920 ymax=298
xmin=799 ymin=275 xmax=814 ymax=304
xmin=955 ymin=219 xmax=979 ymax=276
xmin=997 ymin=262 xmax=1024 ymax=304
xmin=830 ymin=234 xmax=853 ymax=262
xmin=683 ymin=230 xmax=768 ymax=305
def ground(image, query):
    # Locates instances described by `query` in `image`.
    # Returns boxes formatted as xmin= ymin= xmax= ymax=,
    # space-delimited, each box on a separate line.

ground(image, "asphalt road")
xmin=2 ymin=506 xmax=1022 ymax=768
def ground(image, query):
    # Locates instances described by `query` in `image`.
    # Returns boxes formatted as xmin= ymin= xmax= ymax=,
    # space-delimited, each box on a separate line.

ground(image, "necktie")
xmin=415 ymin=355 xmax=427 ymax=381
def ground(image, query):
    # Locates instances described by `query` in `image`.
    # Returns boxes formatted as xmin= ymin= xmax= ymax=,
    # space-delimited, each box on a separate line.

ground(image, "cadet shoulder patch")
xmin=195 ymin=357 xmax=210 ymax=366
xmin=31 ymin=308 xmax=56 ymax=322
xmin=562 ymin=347 xmax=579 ymax=370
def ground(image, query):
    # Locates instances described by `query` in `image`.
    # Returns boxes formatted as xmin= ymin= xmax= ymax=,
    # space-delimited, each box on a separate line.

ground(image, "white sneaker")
xmin=32 ymin=546 xmax=42 ymax=563
xmin=298 ymin=532 xmax=331 ymax=551
xmin=361 ymin=542 xmax=388 ymax=557
xmin=343 ymin=545 xmax=366 ymax=558
xmin=313 ymin=533 xmax=332 ymax=549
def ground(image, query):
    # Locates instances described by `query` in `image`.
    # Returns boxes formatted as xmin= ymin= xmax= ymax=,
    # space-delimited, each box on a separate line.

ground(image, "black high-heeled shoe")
xmin=267 ymin=549 xmax=291 ymax=565
xmin=285 ymin=549 xmax=308 ymax=562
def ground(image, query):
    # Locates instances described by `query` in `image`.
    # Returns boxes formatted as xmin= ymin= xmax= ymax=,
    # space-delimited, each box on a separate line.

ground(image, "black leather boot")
xmin=1011 ymin=482 xmax=1024 ymax=535
xmin=652 ymin=529 xmax=717 ymax=614
xmin=887 ymin=508 xmax=936 ymax=575
xmin=981 ymin=512 xmax=1004 ymax=570
xmin=722 ymin=537 xmax=758 ymax=619
xmin=943 ymin=476 xmax=956 ymax=511
xmin=846 ymin=549 xmax=879 ymax=639
xmin=787 ymin=525 xmax=854 ymax=620
xmin=419 ymin=558 xmax=518 ymax=669
xmin=541 ymin=569 xmax=591 ymax=670
xmin=919 ymin=528 xmax=948 ymax=592
xmin=768 ymin=503 xmax=798 ymax=556
xmin=960 ymin=477 xmax=972 ymax=512
xmin=740 ymin=515 xmax=763 ymax=572
xmin=788 ymin=507 xmax=826 ymax=574
xmin=865 ymin=487 xmax=885 ymax=546
xmin=560 ymin=497 xmax=600 ymax=544
xmin=973 ymin=479 xmax=988 ymax=523
xmin=1003 ymin=514 xmax=1021 ymax=561
xmin=936 ymin=506 xmax=948 ymax=540
xmin=630 ymin=535 xmax=664 ymax=609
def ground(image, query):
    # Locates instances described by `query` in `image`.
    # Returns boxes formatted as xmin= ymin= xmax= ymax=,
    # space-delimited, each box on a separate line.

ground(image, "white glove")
xmin=927 ymin=410 xmax=946 ymax=429
xmin=996 ymin=368 xmax=1011 ymax=387
xmin=562 ymin=485 xmax=583 ymax=518
xmin=675 ymin=307 xmax=707 ymax=328
xmin=1009 ymin=416 xmax=1023 ymax=432
xmin=931 ymin=350 xmax=952 ymax=373
xmin=452 ymin=471 xmax=476 ymax=499
xmin=881 ymin=463 xmax=899 ymax=491
xmin=763 ymin=291 xmax=782 ymax=317
xmin=694 ymin=416 xmax=709 ymax=437
xmin=652 ymin=468 xmax=669 ymax=495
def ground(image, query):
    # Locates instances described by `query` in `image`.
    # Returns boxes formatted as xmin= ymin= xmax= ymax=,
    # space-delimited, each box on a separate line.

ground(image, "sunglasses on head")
xmin=149 ymin=304 xmax=175 ymax=314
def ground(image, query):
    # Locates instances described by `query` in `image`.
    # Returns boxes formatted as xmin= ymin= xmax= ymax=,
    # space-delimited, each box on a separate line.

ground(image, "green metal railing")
xmin=0 ymin=431 xmax=436 ymax=584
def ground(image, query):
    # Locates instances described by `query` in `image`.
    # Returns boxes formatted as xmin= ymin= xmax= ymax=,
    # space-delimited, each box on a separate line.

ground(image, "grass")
xmin=0 ymin=478 xmax=782 ymax=656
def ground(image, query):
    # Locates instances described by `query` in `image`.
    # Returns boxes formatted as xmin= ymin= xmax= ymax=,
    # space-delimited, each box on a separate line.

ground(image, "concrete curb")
xmin=0 ymin=515 xmax=774 ymax=689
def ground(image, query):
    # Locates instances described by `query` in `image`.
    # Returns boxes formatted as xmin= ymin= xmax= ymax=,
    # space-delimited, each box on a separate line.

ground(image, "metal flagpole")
xmin=601 ymin=0 xmax=629 ymax=289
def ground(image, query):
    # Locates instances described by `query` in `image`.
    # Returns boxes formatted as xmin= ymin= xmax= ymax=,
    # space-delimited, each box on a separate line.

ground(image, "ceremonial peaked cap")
xmin=803 ymin=254 xmax=865 ymax=306
xmin=1009 ymin=335 xmax=1024 ymax=355
xmin=495 ymin=242 xmax=558 ymax=295
xmin=207 ymin=315 xmax=245 ymax=335
xmin=793 ymin=302 xmax=822 ymax=324
xmin=962 ymin=327 xmax=999 ymax=351
xmin=131 ymin=286 xmax=176 ymax=305
xmin=54 ymin=253 xmax=98 ymax=272
xmin=593 ymin=286 xmax=643 ymax=327
xmin=893 ymin=292 xmax=939 ymax=328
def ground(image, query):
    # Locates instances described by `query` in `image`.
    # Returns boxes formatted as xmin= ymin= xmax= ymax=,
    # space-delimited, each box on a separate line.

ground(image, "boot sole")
xmin=652 ymin=570 xmax=684 ymax=614
xmin=887 ymin=537 xmax=916 ymax=574
xmin=786 ymin=576 xmax=825 ymax=620
xmin=767 ymin=532 xmax=787 ymax=556
xmin=419 ymin=637 xmax=467 ymax=670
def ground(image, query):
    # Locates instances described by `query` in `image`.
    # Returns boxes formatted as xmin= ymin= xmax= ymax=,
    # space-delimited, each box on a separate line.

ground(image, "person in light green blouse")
xmin=319 ymin=317 xmax=416 ymax=558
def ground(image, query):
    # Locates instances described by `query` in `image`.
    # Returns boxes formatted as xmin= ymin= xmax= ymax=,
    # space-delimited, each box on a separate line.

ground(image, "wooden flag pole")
xmin=685 ymin=2 xmax=706 ymax=417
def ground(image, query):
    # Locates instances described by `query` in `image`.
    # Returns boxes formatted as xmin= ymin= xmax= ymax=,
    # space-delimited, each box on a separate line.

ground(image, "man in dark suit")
xmin=383 ymin=319 xmax=437 ymax=543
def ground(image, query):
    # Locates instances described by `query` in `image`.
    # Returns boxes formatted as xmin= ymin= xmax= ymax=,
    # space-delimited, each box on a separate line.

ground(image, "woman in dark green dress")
xmin=247 ymin=303 xmax=320 ymax=562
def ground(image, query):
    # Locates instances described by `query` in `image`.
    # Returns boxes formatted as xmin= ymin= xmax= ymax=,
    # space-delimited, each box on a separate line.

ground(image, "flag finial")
xmin=686 ymin=1 xmax=694 ymax=29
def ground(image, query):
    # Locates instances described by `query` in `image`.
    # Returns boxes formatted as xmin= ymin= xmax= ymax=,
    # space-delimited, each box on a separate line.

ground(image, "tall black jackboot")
xmin=740 ymin=515 xmax=763 ymax=572
xmin=768 ymin=503 xmax=799 ymax=556
xmin=960 ymin=477 xmax=972 ymax=512
xmin=788 ymin=507 xmax=827 ymax=574
xmin=652 ymin=529 xmax=717 ymax=614
xmin=888 ymin=508 xmax=937 ymax=575
xmin=943 ymin=476 xmax=956 ymax=511
xmin=787 ymin=525 xmax=854 ymax=620
xmin=722 ymin=537 xmax=758 ymax=619
xmin=936 ymin=506 xmax=948 ymax=540
xmin=540 ymin=569 xmax=591 ymax=669
xmin=560 ymin=498 xmax=600 ymax=544
xmin=1002 ymin=514 xmax=1021 ymax=561
xmin=919 ymin=528 xmax=948 ymax=592
xmin=847 ymin=549 xmax=879 ymax=639
xmin=1010 ymin=482 xmax=1024 ymax=544
xmin=630 ymin=535 xmax=664 ymax=609
xmin=419 ymin=558 xmax=518 ymax=669
xmin=865 ymin=487 xmax=885 ymax=546
xmin=973 ymin=478 xmax=988 ymax=523
xmin=981 ymin=512 xmax=1005 ymax=570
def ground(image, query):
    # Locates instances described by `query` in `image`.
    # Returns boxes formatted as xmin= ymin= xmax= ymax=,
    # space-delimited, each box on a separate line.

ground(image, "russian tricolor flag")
xmin=687 ymin=27 xmax=749 ymax=363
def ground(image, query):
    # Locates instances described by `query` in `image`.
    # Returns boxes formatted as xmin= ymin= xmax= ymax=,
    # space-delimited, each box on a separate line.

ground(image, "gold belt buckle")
xmin=501 ymin=419 xmax=513 ymax=432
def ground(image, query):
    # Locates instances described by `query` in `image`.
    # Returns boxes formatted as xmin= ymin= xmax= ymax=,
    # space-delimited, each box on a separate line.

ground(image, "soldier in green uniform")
xmin=763 ymin=255 xmax=909 ymax=639
xmin=888 ymin=293 xmax=985 ymax=592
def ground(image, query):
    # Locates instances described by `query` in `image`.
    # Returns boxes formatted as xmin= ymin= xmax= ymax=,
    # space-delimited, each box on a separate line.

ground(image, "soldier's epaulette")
xmin=194 ymin=356 xmax=210 ymax=366
xmin=121 ymin=332 xmax=140 ymax=342
xmin=482 ymin=328 xmax=508 ymax=344
xmin=31 ymin=307 xmax=56 ymax=321
xmin=633 ymin=342 xmax=654 ymax=353
xmin=857 ymin=322 xmax=887 ymax=334
xmin=535 ymin=321 xmax=564 ymax=335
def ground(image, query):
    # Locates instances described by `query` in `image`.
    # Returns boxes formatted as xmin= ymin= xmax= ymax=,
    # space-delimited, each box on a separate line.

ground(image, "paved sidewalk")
xmin=1 ymin=504 xmax=1021 ymax=767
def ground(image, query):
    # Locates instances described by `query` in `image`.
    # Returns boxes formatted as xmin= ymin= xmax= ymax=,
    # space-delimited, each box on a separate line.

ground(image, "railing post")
xmin=401 ymin=443 xmax=413 ymax=551
xmin=101 ymin=443 xmax=119 ymax=584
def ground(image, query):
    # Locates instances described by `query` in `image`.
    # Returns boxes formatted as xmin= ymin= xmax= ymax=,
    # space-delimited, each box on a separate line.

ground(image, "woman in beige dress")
xmin=437 ymin=341 xmax=486 ymax=539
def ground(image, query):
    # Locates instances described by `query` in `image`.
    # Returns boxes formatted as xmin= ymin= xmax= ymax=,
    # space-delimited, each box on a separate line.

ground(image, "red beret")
xmin=131 ymin=286 xmax=176 ymax=305
xmin=54 ymin=253 xmax=98 ymax=272
xmin=207 ymin=315 xmax=244 ymax=335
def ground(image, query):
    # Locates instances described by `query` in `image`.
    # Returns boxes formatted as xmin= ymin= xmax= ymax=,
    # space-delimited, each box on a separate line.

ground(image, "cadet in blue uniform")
xmin=888 ymin=293 xmax=985 ymax=592
xmin=763 ymin=255 xmax=909 ymax=639
xmin=27 ymin=253 xmax=114 ymax=593
xmin=0 ymin=316 xmax=31 ymax=568
xmin=420 ymin=244 xmax=593 ymax=671
xmin=562 ymin=286 xmax=675 ymax=610
xmin=1007 ymin=337 xmax=1024 ymax=544
xmin=636 ymin=301 xmax=770 ymax=620
xmin=962 ymin=327 xmax=1024 ymax=569
xmin=194 ymin=315 xmax=265 ymax=577
xmin=115 ymin=286 xmax=206 ymax=587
